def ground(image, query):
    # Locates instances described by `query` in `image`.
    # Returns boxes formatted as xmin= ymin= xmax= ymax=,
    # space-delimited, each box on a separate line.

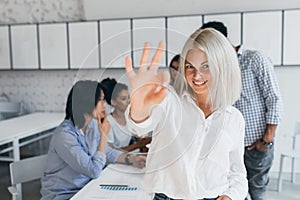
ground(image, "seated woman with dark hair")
xmin=101 ymin=78 xmax=151 ymax=152
xmin=40 ymin=80 xmax=146 ymax=200
xmin=169 ymin=54 xmax=180 ymax=86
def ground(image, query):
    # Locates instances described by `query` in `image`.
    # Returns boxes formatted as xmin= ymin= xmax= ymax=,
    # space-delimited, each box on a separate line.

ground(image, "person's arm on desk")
xmin=119 ymin=136 xmax=152 ymax=152
xmin=116 ymin=153 xmax=146 ymax=169
xmin=104 ymin=123 xmax=146 ymax=168
xmin=105 ymin=130 xmax=146 ymax=168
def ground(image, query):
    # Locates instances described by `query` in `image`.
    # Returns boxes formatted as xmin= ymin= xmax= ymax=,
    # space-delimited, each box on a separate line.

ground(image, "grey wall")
xmin=0 ymin=69 xmax=127 ymax=114
xmin=0 ymin=0 xmax=83 ymax=24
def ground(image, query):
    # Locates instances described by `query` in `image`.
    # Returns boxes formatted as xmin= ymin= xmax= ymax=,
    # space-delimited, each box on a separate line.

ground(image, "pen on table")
xmin=99 ymin=184 xmax=129 ymax=187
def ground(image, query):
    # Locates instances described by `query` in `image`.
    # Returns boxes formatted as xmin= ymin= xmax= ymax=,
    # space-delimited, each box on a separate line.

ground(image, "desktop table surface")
xmin=0 ymin=112 xmax=64 ymax=145
xmin=71 ymin=163 xmax=152 ymax=200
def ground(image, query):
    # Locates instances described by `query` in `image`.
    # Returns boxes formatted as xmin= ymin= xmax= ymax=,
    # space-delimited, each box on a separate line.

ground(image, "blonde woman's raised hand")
xmin=125 ymin=42 xmax=170 ymax=123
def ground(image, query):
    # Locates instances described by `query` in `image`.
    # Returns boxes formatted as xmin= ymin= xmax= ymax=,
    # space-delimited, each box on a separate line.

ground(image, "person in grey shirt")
xmin=41 ymin=80 xmax=146 ymax=200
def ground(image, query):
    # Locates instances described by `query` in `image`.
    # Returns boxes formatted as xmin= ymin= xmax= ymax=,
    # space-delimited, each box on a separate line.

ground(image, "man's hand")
xmin=247 ymin=139 xmax=267 ymax=151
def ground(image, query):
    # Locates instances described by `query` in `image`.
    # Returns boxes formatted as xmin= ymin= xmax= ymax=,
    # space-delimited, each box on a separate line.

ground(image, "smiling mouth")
xmin=193 ymin=80 xmax=208 ymax=86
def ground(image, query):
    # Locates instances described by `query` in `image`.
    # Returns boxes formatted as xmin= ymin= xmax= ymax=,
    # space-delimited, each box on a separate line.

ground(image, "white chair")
xmin=0 ymin=102 xmax=21 ymax=120
xmin=8 ymin=154 xmax=47 ymax=200
xmin=277 ymin=121 xmax=300 ymax=192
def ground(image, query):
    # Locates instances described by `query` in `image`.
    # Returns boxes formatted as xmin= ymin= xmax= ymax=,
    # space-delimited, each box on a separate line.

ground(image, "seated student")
xmin=169 ymin=54 xmax=180 ymax=86
xmin=40 ymin=80 xmax=146 ymax=200
xmin=101 ymin=78 xmax=152 ymax=152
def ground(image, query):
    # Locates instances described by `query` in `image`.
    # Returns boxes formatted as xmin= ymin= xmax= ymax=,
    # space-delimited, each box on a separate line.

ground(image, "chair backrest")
xmin=0 ymin=102 xmax=21 ymax=120
xmin=294 ymin=121 xmax=300 ymax=136
xmin=0 ymin=102 xmax=20 ymax=113
xmin=292 ymin=121 xmax=300 ymax=149
xmin=9 ymin=154 xmax=47 ymax=185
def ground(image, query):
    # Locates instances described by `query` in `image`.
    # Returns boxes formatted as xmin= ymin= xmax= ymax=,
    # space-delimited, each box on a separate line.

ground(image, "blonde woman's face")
xmin=184 ymin=48 xmax=211 ymax=99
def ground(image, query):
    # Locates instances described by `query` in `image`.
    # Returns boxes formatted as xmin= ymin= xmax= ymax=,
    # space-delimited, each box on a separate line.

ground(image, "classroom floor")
xmin=0 ymin=147 xmax=299 ymax=200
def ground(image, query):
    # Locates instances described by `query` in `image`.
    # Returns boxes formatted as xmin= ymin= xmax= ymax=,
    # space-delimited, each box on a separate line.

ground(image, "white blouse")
xmin=107 ymin=114 xmax=132 ymax=148
xmin=126 ymin=89 xmax=248 ymax=200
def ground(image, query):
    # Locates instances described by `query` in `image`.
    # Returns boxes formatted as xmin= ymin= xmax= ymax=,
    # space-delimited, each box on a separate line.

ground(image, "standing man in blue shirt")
xmin=200 ymin=21 xmax=282 ymax=200
xmin=41 ymin=80 xmax=146 ymax=200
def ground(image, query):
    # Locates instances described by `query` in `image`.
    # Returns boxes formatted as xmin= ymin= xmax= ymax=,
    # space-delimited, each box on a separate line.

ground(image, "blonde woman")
xmin=125 ymin=28 xmax=248 ymax=200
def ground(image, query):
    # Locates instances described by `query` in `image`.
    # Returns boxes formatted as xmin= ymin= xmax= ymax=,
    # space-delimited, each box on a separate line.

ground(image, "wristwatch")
xmin=260 ymin=138 xmax=273 ymax=147
xmin=125 ymin=154 xmax=132 ymax=165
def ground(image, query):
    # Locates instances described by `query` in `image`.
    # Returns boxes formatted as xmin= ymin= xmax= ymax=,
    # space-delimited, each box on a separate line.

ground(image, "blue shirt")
xmin=41 ymin=119 xmax=123 ymax=200
xmin=234 ymin=45 xmax=282 ymax=146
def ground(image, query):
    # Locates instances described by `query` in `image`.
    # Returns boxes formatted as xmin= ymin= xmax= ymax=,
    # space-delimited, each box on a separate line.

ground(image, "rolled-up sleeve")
xmin=255 ymin=52 xmax=282 ymax=125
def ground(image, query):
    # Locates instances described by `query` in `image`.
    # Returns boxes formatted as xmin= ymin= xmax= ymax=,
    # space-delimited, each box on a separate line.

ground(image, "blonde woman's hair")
xmin=173 ymin=28 xmax=241 ymax=110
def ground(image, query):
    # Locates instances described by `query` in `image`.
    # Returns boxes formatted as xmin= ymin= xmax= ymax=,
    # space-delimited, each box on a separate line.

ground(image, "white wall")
xmin=83 ymin=0 xmax=300 ymax=20
xmin=273 ymin=67 xmax=300 ymax=172
xmin=0 ymin=0 xmax=299 ymax=174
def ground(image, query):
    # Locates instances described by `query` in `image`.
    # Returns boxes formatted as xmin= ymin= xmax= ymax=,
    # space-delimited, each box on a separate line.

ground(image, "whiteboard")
xmin=69 ymin=22 xmax=99 ymax=69
xmin=284 ymin=10 xmax=300 ymax=65
xmin=167 ymin=15 xmax=202 ymax=65
xmin=11 ymin=25 xmax=38 ymax=69
xmin=132 ymin=18 xmax=166 ymax=68
xmin=39 ymin=24 xmax=68 ymax=69
xmin=204 ymin=13 xmax=241 ymax=46
xmin=0 ymin=26 xmax=10 ymax=69
xmin=243 ymin=11 xmax=282 ymax=65
xmin=100 ymin=20 xmax=131 ymax=68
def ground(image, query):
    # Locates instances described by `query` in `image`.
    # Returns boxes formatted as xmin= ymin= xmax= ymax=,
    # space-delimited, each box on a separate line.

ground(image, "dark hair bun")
xmin=101 ymin=78 xmax=117 ymax=105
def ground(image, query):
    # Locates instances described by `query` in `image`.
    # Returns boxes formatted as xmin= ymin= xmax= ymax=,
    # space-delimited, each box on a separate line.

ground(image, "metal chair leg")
xmin=291 ymin=157 xmax=296 ymax=183
xmin=277 ymin=155 xmax=284 ymax=192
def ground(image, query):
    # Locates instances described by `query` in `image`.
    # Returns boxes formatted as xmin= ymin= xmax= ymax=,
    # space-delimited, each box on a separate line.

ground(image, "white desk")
xmin=0 ymin=112 xmax=64 ymax=162
xmin=71 ymin=164 xmax=152 ymax=200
